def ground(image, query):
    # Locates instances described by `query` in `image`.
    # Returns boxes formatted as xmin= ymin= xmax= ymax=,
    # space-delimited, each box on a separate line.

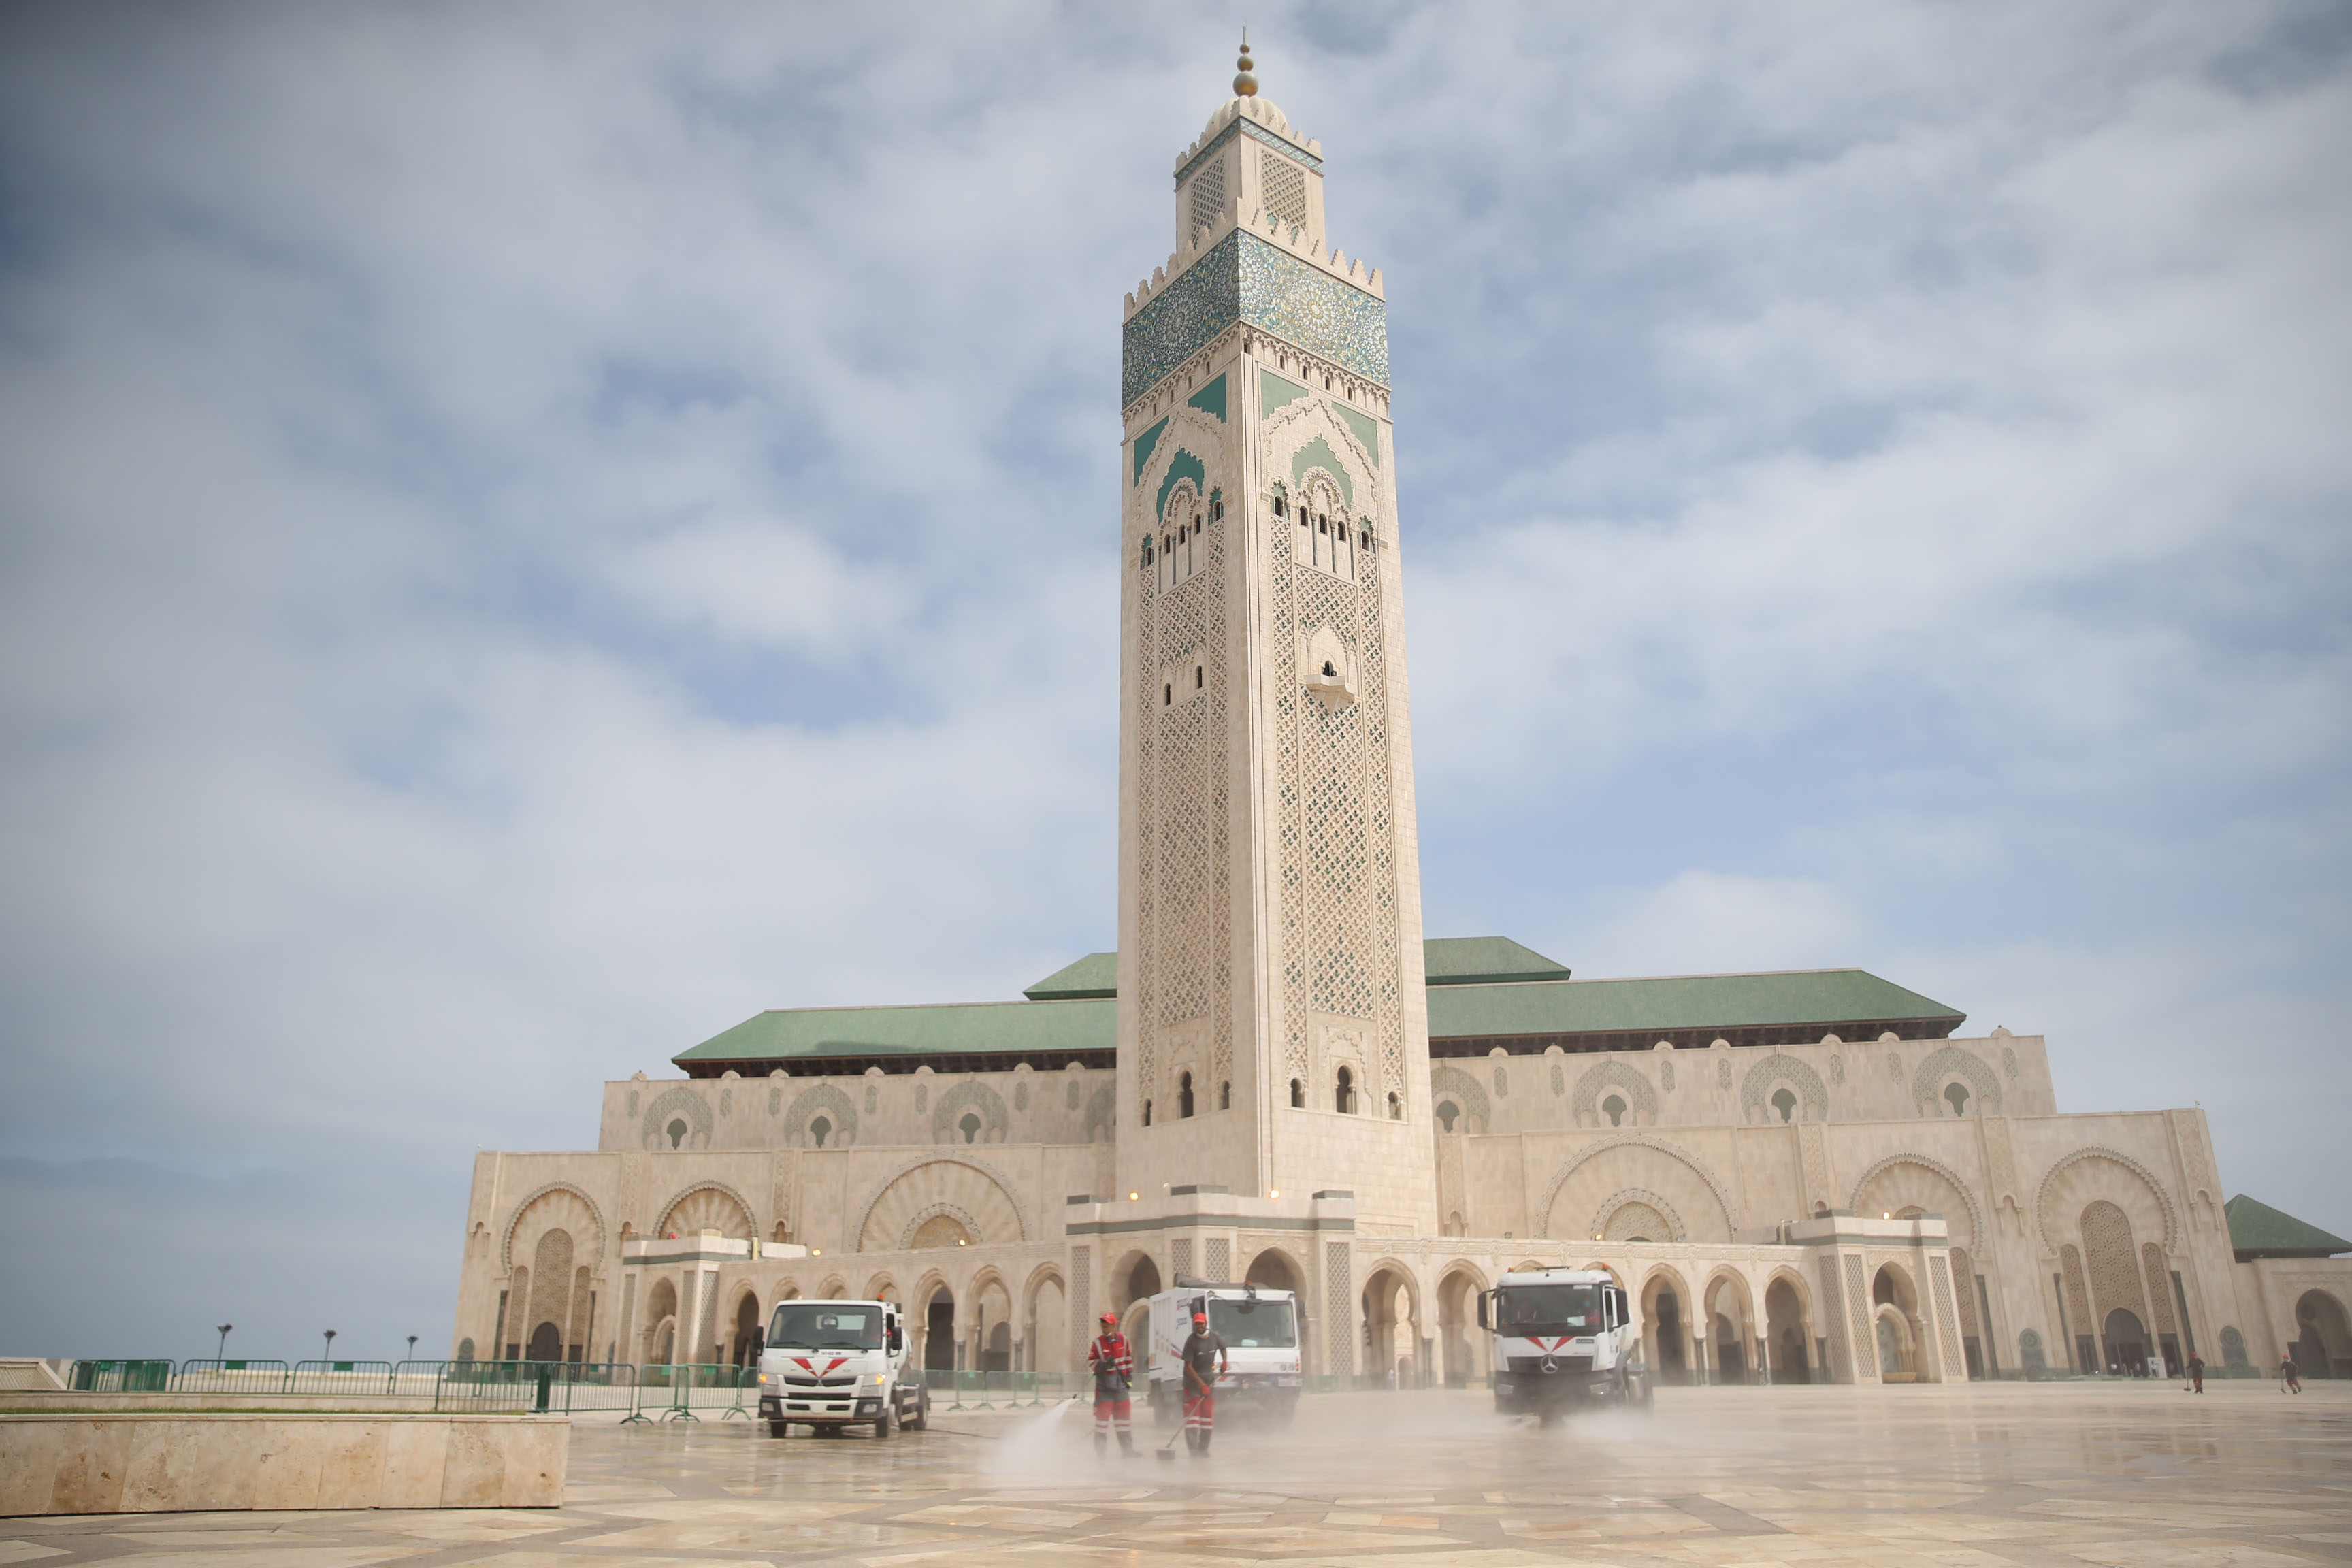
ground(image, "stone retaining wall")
xmin=0 ymin=1413 xmax=568 ymax=1516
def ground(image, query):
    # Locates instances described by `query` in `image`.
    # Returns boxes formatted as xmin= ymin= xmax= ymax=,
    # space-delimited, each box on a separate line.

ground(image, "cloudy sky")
xmin=1 ymin=2 xmax=2345 ymax=1361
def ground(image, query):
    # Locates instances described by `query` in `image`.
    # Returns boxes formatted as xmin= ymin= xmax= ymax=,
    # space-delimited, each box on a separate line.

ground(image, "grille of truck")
xmin=1507 ymin=1353 xmax=1595 ymax=1376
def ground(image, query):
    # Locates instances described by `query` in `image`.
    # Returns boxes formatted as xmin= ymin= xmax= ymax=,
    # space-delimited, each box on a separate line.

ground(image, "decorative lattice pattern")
xmin=1951 ymin=1247 xmax=1981 ymax=1339
xmin=1264 ymin=153 xmax=1307 ymax=229
xmin=2142 ymin=1242 xmax=2178 ymax=1338
xmin=2061 ymin=1244 xmax=2093 ymax=1358
xmin=1171 ymin=1238 xmax=1194 ymax=1279
xmin=1188 ymin=155 xmax=1226 ymax=241
xmin=1070 ymin=1246 xmax=1092 ymax=1369
xmin=1326 ymin=1241 xmax=1354 ymax=1375
xmin=2082 ymin=1200 xmax=2147 ymax=1323
xmin=1205 ymin=1237 xmax=1230 ymax=1282
xmin=1134 ymin=503 xmax=1231 ymax=1112
xmin=1929 ymin=1254 xmax=1965 ymax=1377
xmin=1817 ymin=1255 xmax=1849 ymax=1374
xmin=1844 ymin=1255 xmax=1876 ymax=1377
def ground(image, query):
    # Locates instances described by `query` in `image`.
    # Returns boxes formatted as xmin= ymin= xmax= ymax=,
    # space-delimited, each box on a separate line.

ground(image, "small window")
xmin=1273 ymin=495 xmax=1286 ymax=518
xmin=1194 ymin=666 xmax=1203 ymax=689
xmin=1218 ymin=1080 xmax=1230 ymax=1110
xmin=1211 ymin=490 xmax=1224 ymax=521
xmin=808 ymin=1115 xmax=830 ymax=1148
xmin=1179 ymin=1072 xmax=1194 ymax=1119
xmin=1602 ymin=1094 xmax=1627 ymax=1128
xmin=1335 ymin=1065 xmax=1355 ymax=1115
xmin=667 ymin=1118 xmax=689 ymax=1149
xmin=1289 ymin=1078 xmax=1304 ymax=1108
xmin=1163 ymin=684 xmax=1172 ymax=706
xmin=1944 ymin=1081 xmax=1970 ymax=1117
xmin=1436 ymin=1100 xmax=1458 ymax=1132
xmin=1386 ymin=1090 xmax=1401 ymax=1120
xmin=958 ymin=1111 xmax=982 ymax=1143
xmin=1143 ymin=1099 xmax=1153 ymax=1127
xmin=1317 ymin=516 xmax=1328 ymax=534
xmin=1771 ymin=1086 xmax=1797 ymax=1123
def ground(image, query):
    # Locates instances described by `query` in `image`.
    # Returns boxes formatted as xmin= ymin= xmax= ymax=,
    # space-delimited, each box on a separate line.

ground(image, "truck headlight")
xmin=872 ymin=1373 xmax=889 ymax=1386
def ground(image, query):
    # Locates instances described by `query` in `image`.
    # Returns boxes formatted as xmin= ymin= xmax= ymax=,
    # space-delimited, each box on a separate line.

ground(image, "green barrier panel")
xmin=175 ymin=1359 xmax=291 ymax=1395
xmin=71 ymin=1360 xmax=171 ymax=1393
xmin=289 ymin=1359 xmax=396 ymax=1394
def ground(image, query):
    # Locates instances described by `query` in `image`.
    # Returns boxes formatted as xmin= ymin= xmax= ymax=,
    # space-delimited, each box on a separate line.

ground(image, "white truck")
xmin=1145 ymin=1279 xmax=1304 ymax=1427
xmin=1477 ymin=1267 xmax=1652 ymax=1422
xmin=756 ymin=1298 xmax=929 ymax=1438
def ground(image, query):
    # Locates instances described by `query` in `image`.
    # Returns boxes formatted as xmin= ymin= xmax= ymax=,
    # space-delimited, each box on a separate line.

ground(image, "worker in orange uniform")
xmin=1087 ymin=1311 xmax=1139 ymax=1456
xmin=1180 ymin=1309 xmax=1228 ymax=1456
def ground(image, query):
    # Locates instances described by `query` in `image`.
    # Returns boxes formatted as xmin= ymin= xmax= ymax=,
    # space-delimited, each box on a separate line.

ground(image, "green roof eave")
xmin=676 ymin=996 xmax=1116 ymax=1066
xmin=2224 ymin=1194 xmax=2351 ymax=1258
xmin=1423 ymin=936 xmax=1571 ymax=987
xmin=1426 ymin=968 xmax=1965 ymax=1040
xmin=1024 ymin=951 xmax=1119 ymax=1000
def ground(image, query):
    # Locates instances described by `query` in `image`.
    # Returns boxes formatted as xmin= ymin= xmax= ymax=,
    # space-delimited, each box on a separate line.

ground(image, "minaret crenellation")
xmin=1115 ymin=42 xmax=1435 ymax=1241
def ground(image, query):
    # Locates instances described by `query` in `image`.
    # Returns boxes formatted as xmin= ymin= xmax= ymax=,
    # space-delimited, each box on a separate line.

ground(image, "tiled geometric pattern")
xmin=1325 ymin=1240 xmax=1354 ymax=1375
xmin=1842 ymin=1254 xmax=1876 ymax=1377
xmin=1263 ymin=154 xmax=1307 ymax=229
xmin=2061 ymin=1243 xmax=2093 ymax=1365
xmin=2082 ymin=1199 xmax=2149 ymax=1326
xmin=1177 ymin=112 xmax=1323 ymax=190
xmin=1929 ymin=1252 xmax=1965 ymax=1375
xmin=1124 ymin=231 xmax=1388 ymax=406
xmin=2143 ymin=1241 xmax=2180 ymax=1339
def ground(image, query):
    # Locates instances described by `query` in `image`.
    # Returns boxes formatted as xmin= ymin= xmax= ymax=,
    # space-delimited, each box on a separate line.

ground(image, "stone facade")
xmin=449 ymin=76 xmax=2350 ymax=1392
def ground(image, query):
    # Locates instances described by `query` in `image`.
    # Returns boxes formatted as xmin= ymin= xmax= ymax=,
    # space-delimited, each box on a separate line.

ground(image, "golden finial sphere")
xmin=1234 ymin=70 xmax=1258 ymax=95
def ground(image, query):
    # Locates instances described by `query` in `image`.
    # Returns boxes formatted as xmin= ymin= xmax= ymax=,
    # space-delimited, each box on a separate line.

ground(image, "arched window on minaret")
xmin=1289 ymin=1078 xmax=1304 ymax=1108
xmin=1386 ymin=1091 xmax=1401 ymax=1120
xmin=1218 ymin=1081 xmax=1231 ymax=1110
xmin=1335 ymin=1065 xmax=1356 ymax=1115
xmin=1179 ymin=1073 xmax=1195 ymax=1119
xmin=1143 ymin=1099 xmax=1153 ymax=1127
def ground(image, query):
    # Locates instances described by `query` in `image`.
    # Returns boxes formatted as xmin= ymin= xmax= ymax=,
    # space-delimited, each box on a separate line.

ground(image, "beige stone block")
xmin=378 ymin=1418 xmax=450 ymax=1509
xmin=46 ymin=1419 xmax=129 ymax=1514
xmin=438 ymin=1420 xmax=507 ymax=1509
xmin=496 ymin=1420 xmax=568 ymax=1508
xmin=121 ymin=1417 xmax=259 ymax=1513
xmin=312 ymin=1420 xmax=388 ymax=1510
xmin=250 ymin=1419 xmax=332 ymax=1511
xmin=0 ymin=1418 xmax=69 ymax=1516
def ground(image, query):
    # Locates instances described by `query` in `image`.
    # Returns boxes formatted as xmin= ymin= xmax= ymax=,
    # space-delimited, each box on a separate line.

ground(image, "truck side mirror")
xmin=887 ymin=1327 xmax=903 ymax=1354
xmin=1475 ymin=1292 xmax=1488 ymax=1330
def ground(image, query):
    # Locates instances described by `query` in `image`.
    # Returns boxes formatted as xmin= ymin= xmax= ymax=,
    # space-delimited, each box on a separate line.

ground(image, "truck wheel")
xmin=873 ymin=1405 xmax=896 ymax=1439
xmin=905 ymin=1389 xmax=928 ymax=1431
xmin=767 ymin=1419 xmax=789 ymax=1439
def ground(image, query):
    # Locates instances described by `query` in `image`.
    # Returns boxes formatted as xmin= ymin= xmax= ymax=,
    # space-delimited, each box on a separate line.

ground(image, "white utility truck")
xmin=757 ymin=1298 xmax=929 ymax=1438
xmin=1478 ymin=1267 xmax=1652 ymax=1422
xmin=1144 ymin=1277 xmax=1303 ymax=1426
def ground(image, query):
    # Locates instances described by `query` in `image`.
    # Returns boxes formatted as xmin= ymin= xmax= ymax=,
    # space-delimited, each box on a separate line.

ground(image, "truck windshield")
xmin=1496 ymin=1284 xmax=1600 ymax=1335
xmin=768 ymin=1304 xmax=883 ymax=1351
xmin=1208 ymin=1296 xmax=1297 ymax=1348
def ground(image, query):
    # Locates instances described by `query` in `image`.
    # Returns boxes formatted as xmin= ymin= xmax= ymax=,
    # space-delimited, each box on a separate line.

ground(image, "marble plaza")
xmin=5 ymin=1382 xmax=2349 ymax=1566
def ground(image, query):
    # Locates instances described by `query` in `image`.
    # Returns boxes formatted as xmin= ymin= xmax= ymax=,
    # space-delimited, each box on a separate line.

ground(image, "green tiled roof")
xmin=2225 ymin=1194 xmax=2351 ymax=1260
xmin=1426 ymin=968 xmax=1963 ymax=1041
xmin=676 ymin=996 xmax=1114 ymax=1068
xmin=1423 ymin=936 xmax=1571 ymax=987
xmin=1024 ymin=952 xmax=1118 ymax=1000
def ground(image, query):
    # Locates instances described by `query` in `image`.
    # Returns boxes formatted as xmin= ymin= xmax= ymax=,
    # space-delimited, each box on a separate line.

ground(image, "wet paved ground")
xmin=6 ymin=1379 xmax=2350 ymax=1567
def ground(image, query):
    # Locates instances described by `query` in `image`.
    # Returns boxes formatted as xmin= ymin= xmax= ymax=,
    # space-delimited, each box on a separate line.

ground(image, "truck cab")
xmin=757 ymin=1298 xmax=928 ymax=1438
xmin=1145 ymin=1279 xmax=1303 ymax=1426
xmin=1479 ymin=1267 xmax=1652 ymax=1420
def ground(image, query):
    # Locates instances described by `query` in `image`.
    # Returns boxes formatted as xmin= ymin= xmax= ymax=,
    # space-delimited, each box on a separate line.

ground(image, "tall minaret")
xmin=1115 ymin=40 xmax=1436 ymax=1236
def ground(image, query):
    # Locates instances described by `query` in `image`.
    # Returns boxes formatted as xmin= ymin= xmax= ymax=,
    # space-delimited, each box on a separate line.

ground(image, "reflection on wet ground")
xmin=8 ymin=1380 xmax=2349 ymax=1566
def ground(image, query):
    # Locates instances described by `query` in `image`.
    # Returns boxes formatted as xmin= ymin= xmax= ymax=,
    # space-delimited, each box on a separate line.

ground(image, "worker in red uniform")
xmin=1087 ymin=1311 xmax=1138 ymax=1456
xmin=1180 ymin=1309 xmax=1228 ymax=1456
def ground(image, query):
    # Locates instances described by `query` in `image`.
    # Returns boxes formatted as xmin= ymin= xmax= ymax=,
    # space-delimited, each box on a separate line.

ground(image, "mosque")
xmin=449 ymin=46 xmax=2352 ymax=1392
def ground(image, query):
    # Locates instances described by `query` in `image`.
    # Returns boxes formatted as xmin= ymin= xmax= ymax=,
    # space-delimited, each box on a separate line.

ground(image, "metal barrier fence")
xmin=70 ymin=1360 xmax=172 ymax=1392
xmin=176 ymin=1359 xmax=294 ymax=1394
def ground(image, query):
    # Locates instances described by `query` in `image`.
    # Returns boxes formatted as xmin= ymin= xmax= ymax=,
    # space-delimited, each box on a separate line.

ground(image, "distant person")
xmin=2281 ymin=1356 xmax=2303 ymax=1394
xmin=1180 ymin=1310 xmax=1228 ymax=1456
xmin=2185 ymin=1352 xmax=2204 ymax=1394
xmin=1087 ymin=1313 xmax=1138 ymax=1457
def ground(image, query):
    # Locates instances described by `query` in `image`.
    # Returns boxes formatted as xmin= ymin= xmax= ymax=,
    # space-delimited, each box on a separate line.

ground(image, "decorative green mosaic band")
xmin=1174 ymin=114 xmax=1324 ymax=191
xmin=1124 ymin=231 xmax=1388 ymax=406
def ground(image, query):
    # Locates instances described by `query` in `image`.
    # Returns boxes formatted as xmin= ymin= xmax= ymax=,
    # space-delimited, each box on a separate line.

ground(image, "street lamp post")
xmin=406 ymin=1335 xmax=419 ymax=1365
xmin=215 ymin=1324 xmax=233 ymax=1362
xmin=323 ymin=1329 xmax=336 ymax=1365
